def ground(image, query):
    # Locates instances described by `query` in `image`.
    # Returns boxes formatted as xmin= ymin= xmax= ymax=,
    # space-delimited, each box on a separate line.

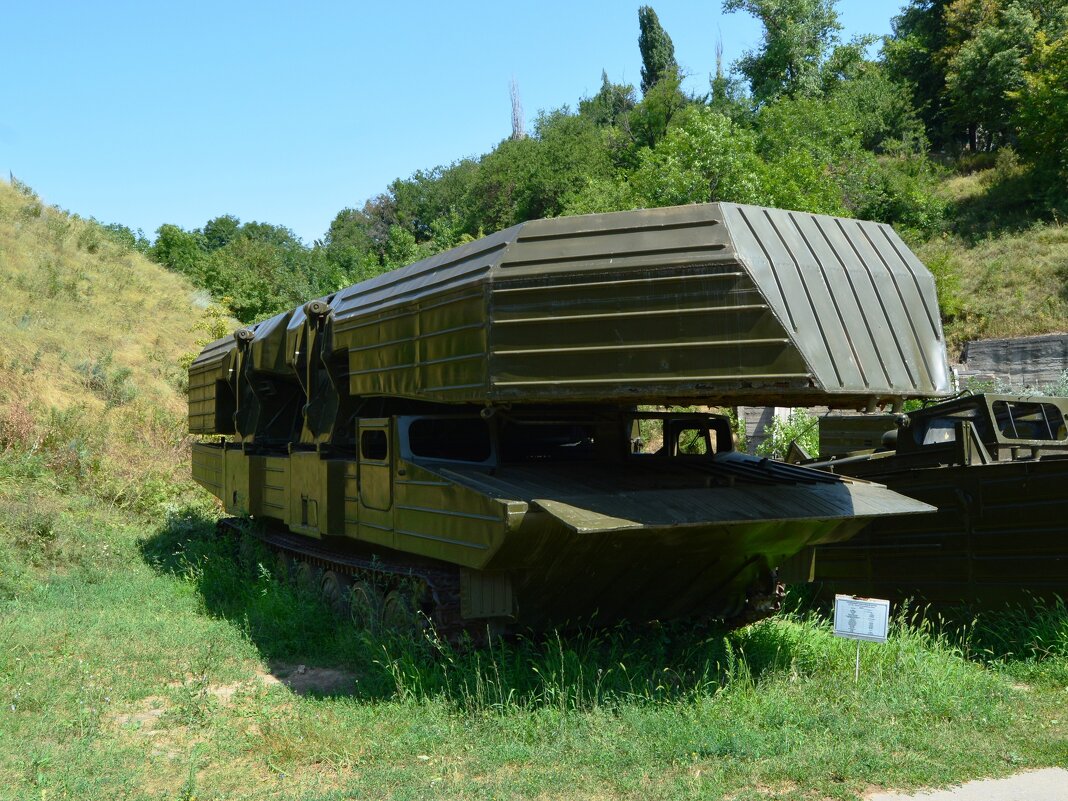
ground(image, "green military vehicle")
xmin=801 ymin=393 xmax=1068 ymax=605
xmin=188 ymin=202 xmax=947 ymax=633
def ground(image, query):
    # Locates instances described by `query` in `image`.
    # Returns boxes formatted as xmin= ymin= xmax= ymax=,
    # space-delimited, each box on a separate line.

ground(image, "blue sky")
xmin=1 ymin=1 xmax=900 ymax=244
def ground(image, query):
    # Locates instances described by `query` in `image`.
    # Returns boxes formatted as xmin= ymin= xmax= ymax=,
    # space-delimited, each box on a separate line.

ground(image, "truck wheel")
xmin=382 ymin=587 xmax=426 ymax=634
xmin=274 ymin=551 xmax=292 ymax=584
xmin=294 ymin=561 xmax=321 ymax=596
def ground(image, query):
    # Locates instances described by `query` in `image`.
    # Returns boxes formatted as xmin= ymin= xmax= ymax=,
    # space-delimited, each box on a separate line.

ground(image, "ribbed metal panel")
xmin=813 ymin=458 xmax=1068 ymax=604
xmin=440 ymin=455 xmax=932 ymax=532
xmin=244 ymin=202 xmax=950 ymax=407
xmin=332 ymin=230 xmax=515 ymax=327
xmin=721 ymin=203 xmax=949 ymax=398
xmin=188 ymin=335 xmax=237 ymax=434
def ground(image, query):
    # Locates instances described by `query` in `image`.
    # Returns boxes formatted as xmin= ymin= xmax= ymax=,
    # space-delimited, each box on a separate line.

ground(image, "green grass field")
xmin=1 ymin=465 xmax=1065 ymax=800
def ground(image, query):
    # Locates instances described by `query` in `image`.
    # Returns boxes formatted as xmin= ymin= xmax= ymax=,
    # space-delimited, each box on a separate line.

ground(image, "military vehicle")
xmin=798 ymin=393 xmax=1068 ymax=605
xmin=188 ymin=202 xmax=948 ymax=634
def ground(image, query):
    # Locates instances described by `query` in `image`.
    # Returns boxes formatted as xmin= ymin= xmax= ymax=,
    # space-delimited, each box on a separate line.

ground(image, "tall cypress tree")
xmin=638 ymin=6 xmax=679 ymax=95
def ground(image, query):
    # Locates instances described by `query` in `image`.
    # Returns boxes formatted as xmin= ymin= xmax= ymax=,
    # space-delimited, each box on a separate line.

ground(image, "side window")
xmin=499 ymin=421 xmax=596 ymax=462
xmin=919 ymin=418 xmax=957 ymax=445
xmin=992 ymin=400 xmax=1068 ymax=441
xmin=630 ymin=417 xmax=727 ymax=457
xmin=360 ymin=429 xmax=388 ymax=461
xmin=408 ymin=418 xmax=492 ymax=462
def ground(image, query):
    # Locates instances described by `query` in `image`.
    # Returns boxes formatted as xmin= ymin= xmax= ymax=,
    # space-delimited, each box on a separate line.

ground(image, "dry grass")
xmin=0 ymin=179 xmax=233 ymax=509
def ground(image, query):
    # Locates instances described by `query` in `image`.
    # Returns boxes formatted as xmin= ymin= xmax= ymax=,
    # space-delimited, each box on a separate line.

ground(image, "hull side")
xmin=812 ymin=457 xmax=1068 ymax=605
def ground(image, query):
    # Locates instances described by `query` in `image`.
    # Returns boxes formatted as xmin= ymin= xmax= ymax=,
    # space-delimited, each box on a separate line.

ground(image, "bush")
xmin=836 ymin=153 xmax=947 ymax=234
xmin=756 ymin=408 xmax=819 ymax=459
xmin=74 ymin=352 xmax=137 ymax=407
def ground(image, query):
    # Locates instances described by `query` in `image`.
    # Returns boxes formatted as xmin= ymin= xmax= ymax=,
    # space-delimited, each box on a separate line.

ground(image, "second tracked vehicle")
xmin=799 ymin=393 xmax=1068 ymax=605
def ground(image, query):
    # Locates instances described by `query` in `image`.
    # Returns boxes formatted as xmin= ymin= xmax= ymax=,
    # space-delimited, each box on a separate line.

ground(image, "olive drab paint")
xmin=188 ymin=202 xmax=947 ymax=628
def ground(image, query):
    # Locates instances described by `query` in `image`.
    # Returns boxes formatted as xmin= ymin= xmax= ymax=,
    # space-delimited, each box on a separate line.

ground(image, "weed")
xmin=74 ymin=351 xmax=137 ymax=407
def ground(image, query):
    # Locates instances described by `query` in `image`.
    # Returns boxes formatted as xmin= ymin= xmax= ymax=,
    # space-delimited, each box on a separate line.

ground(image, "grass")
xmin=0 ymin=485 xmax=1065 ymax=801
xmin=0 ymin=178 xmax=232 ymax=515
xmin=915 ymin=165 xmax=1068 ymax=354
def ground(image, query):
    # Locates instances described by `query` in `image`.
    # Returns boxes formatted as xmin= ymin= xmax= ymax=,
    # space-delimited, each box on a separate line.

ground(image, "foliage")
xmin=626 ymin=69 xmax=688 ymax=150
xmin=151 ymin=217 xmax=350 ymax=324
xmin=1014 ymin=32 xmax=1068 ymax=184
xmin=579 ymin=70 xmax=637 ymax=129
xmin=885 ymin=0 xmax=1068 ymax=155
xmin=944 ymin=0 xmax=1039 ymax=151
xmin=637 ymin=5 xmax=679 ymax=95
xmin=756 ymin=408 xmax=820 ymax=459
xmin=723 ymin=0 xmax=843 ymax=102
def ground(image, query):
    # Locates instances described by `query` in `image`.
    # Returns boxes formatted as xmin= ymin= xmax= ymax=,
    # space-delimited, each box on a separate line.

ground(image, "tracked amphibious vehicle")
xmin=188 ymin=203 xmax=948 ymax=633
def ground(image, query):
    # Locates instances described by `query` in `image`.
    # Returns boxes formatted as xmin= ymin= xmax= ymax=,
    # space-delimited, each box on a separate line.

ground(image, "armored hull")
xmin=803 ymin=394 xmax=1068 ymax=605
xmin=188 ymin=203 xmax=946 ymax=631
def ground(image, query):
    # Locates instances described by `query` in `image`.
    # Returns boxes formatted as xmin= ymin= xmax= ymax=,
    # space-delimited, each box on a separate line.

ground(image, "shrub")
xmin=756 ymin=408 xmax=819 ymax=459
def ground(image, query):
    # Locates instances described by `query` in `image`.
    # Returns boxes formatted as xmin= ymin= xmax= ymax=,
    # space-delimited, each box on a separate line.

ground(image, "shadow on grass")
xmin=947 ymin=170 xmax=1067 ymax=244
xmin=139 ymin=506 xmax=1068 ymax=708
xmin=138 ymin=506 xmax=768 ymax=709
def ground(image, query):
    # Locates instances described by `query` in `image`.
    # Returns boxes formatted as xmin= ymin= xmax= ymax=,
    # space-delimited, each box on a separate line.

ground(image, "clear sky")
xmin=1 ymin=1 xmax=901 ymax=245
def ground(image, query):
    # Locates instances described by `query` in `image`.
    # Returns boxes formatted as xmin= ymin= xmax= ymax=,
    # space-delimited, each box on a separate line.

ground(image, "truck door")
xmin=357 ymin=418 xmax=394 ymax=546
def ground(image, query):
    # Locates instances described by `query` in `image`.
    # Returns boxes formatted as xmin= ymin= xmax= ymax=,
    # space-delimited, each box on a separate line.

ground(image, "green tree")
xmin=638 ymin=6 xmax=679 ymax=94
xmin=464 ymin=110 xmax=614 ymax=230
xmin=202 ymin=214 xmax=241 ymax=251
xmin=152 ymin=224 xmax=206 ymax=280
xmin=945 ymin=1 xmax=1039 ymax=150
xmin=628 ymin=70 xmax=688 ymax=149
xmin=629 ymin=107 xmax=767 ymax=207
xmin=723 ymin=0 xmax=843 ymax=102
xmin=579 ymin=71 xmax=637 ymax=128
xmin=1014 ymin=31 xmax=1068 ymax=181
xmin=883 ymin=0 xmax=954 ymax=148
xmin=100 ymin=222 xmax=151 ymax=254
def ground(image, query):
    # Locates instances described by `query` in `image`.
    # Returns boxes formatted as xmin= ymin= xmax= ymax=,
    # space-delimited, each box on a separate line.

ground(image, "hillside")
xmin=918 ymin=168 xmax=1068 ymax=354
xmin=0 ymin=179 xmax=223 ymax=513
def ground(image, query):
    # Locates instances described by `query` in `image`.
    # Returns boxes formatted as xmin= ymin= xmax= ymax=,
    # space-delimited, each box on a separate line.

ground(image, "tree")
xmin=152 ymin=224 xmax=206 ymax=279
xmin=883 ymin=0 xmax=954 ymax=149
xmin=945 ymin=1 xmax=1039 ymax=151
xmin=1014 ymin=32 xmax=1068 ymax=181
xmin=708 ymin=38 xmax=750 ymax=120
xmin=723 ymin=0 xmax=843 ymax=102
xmin=628 ymin=70 xmax=688 ymax=149
xmin=202 ymin=214 xmax=241 ymax=251
xmin=638 ymin=6 xmax=679 ymax=94
xmin=579 ymin=71 xmax=637 ymax=128
xmin=464 ymin=110 xmax=614 ymax=230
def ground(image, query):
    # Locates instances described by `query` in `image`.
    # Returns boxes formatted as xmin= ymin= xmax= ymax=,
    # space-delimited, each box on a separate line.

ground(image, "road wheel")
xmin=320 ymin=570 xmax=352 ymax=617
xmin=274 ymin=550 xmax=292 ymax=584
xmin=294 ymin=560 xmax=321 ymax=596
xmin=382 ymin=587 xmax=423 ymax=634
xmin=349 ymin=579 xmax=383 ymax=632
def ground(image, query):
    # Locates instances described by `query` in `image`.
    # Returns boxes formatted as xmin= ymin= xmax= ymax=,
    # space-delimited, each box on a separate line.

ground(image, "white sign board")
xmin=833 ymin=595 xmax=890 ymax=643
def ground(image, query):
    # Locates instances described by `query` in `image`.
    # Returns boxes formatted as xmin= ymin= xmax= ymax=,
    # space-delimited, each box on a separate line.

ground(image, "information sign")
xmin=833 ymin=594 xmax=890 ymax=643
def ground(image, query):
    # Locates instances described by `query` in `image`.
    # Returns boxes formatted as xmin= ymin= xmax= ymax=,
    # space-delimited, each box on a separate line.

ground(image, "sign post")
xmin=832 ymin=594 xmax=890 ymax=683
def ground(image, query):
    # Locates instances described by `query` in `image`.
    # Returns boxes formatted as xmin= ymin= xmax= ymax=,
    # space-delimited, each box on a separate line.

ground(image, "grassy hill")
xmin=0 ymin=179 xmax=222 ymax=514
xmin=918 ymin=166 xmax=1068 ymax=354
xmin=1 ymin=179 xmax=1066 ymax=800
